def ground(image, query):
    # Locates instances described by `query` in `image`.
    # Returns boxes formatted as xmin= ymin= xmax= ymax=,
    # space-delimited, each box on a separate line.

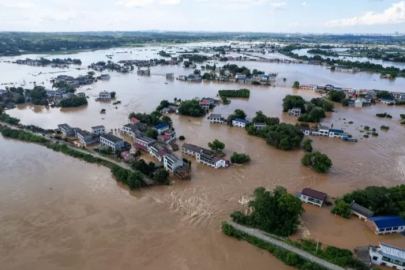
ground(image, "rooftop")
xmin=101 ymin=133 xmax=123 ymax=143
xmin=92 ymin=125 xmax=105 ymax=130
xmin=165 ymin=153 xmax=182 ymax=162
xmin=208 ymin=114 xmax=222 ymax=119
xmin=368 ymin=216 xmax=405 ymax=229
xmin=329 ymin=129 xmax=344 ymax=133
xmin=58 ymin=123 xmax=72 ymax=130
xmin=350 ymin=202 xmax=374 ymax=218
xmin=254 ymin=123 xmax=266 ymax=126
xmin=301 ymin=188 xmax=327 ymax=201
xmin=233 ymin=118 xmax=248 ymax=123
xmin=182 ymin=143 xmax=213 ymax=155
xmin=137 ymin=136 xmax=156 ymax=144
xmin=154 ymin=123 xmax=169 ymax=130
xmin=379 ymin=243 xmax=405 ymax=262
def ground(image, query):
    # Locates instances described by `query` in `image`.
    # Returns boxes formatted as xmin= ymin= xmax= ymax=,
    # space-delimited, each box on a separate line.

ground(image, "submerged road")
xmin=227 ymin=222 xmax=346 ymax=270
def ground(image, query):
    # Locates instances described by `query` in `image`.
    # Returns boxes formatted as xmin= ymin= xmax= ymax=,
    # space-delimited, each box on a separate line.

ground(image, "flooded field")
xmin=1 ymin=45 xmax=405 ymax=270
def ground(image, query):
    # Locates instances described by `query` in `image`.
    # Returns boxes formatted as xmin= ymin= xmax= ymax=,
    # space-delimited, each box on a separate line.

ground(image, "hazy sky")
xmin=0 ymin=0 xmax=404 ymax=33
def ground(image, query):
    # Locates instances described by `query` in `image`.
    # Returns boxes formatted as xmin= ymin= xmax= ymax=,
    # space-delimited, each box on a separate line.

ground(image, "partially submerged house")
xmin=208 ymin=114 xmax=224 ymax=124
xmin=350 ymin=201 xmax=374 ymax=221
xmin=298 ymin=188 xmax=327 ymax=207
xmin=232 ymin=118 xmax=248 ymax=128
xmin=100 ymin=134 xmax=125 ymax=151
xmin=369 ymin=243 xmax=405 ymax=270
xmin=366 ymin=216 xmax=405 ymax=235
xmin=288 ymin=108 xmax=302 ymax=117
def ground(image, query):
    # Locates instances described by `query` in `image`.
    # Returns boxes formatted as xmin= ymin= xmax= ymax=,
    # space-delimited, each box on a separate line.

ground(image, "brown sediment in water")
xmin=1 ymin=46 xmax=405 ymax=270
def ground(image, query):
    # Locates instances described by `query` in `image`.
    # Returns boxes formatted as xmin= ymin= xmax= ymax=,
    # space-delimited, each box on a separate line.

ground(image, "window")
xmin=372 ymin=256 xmax=378 ymax=261
xmin=393 ymin=227 xmax=399 ymax=230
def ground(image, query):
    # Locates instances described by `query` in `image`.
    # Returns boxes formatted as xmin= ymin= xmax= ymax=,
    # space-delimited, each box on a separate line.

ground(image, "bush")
xmin=331 ymin=200 xmax=351 ymax=218
xmin=381 ymin=125 xmax=389 ymax=130
xmin=266 ymin=123 xmax=304 ymax=151
xmin=59 ymin=96 xmax=88 ymax=108
xmin=111 ymin=165 xmax=144 ymax=190
xmin=0 ymin=113 xmax=20 ymax=125
xmin=301 ymin=152 xmax=332 ymax=173
xmin=230 ymin=152 xmax=251 ymax=164
xmin=401 ymin=114 xmax=405 ymax=119
xmin=178 ymin=99 xmax=206 ymax=117
xmin=302 ymin=139 xmax=313 ymax=153
xmin=179 ymin=135 xmax=185 ymax=140
xmin=218 ymin=89 xmax=250 ymax=98
xmin=376 ymin=112 xmax=392 ymax=118
xmin=153 ymin=169 xmax=170 ymax=185
xmin=364 ymin=135 xmax=369 ymax=138
xmin=0 ymin=128 xmax=48 ymax=144
xmin=146 ymin=128 xmax=158 ymax=139
xmin=364 ymin=126 xmax=370 ymax=130
xmin=372 ymin=132 xmax=379 ymax=137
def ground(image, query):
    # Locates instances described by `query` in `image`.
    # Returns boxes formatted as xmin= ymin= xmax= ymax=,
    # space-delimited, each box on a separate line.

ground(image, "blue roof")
xmin=329 ymin=129 xmax=344 ymax=133
xmin=381 ymin=98 xmax=395 ymax=101
xmin=233 ymin=118 xmax=248 ymax=123
xmin=368 ymin=216 xmax=405 ymax=229
xmin=153 ymin=123 xmax=169 ymax=130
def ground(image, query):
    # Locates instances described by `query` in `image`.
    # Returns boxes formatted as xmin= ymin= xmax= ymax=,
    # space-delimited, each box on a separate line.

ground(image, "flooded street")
xmin=1 ymin=45 xmax=405 ymax=269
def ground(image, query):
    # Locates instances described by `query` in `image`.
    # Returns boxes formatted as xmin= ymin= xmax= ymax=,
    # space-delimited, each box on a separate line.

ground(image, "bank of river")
xmin=1 ymin=45 xmax=405 ymax=270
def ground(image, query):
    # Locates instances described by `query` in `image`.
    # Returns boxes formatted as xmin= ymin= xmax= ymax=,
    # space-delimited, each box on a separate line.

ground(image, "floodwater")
xmin=292 ymin=48 xmax=405 ymax=69
xmin=1 ymin=45 xmax=405 ymax=270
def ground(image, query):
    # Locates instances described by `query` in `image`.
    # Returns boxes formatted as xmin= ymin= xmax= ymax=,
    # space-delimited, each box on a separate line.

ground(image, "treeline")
xmin=111 ymin=165 xmax=145 ymax=190
xmin=307 ymin=48 xmax=338 ymax=57
xmin=218 ymin=89 xmax=250 ymax=98
xmin=0 ymin=113 xmax=20 ymax=125
xmin=0 ymin=128 xmax=48 ymax=144
xmin=280 ymin=46 xmax=405 ymax=77
xmin=332 ymin=185 xmax=405 ymax=219
xmin=178 ymin=99 xmax=206 ymax=117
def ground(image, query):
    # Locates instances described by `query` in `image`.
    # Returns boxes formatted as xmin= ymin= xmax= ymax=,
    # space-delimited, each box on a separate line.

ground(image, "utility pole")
xmin=316 ymin=238 xmax=319 ymax=254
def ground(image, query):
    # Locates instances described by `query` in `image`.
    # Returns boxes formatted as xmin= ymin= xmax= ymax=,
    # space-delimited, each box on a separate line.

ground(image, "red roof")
xmin=131 ymin=117 xmax=139 ymax=123
xmin=200 ymin=101 xmax=210 ymax=105
xmin=301 ymin=188 xmax=327 ymax=201
xmin=162 ymin=135 xmax=170 ymax=140
xmin=120 ymin=151 xmax=131 ymax=159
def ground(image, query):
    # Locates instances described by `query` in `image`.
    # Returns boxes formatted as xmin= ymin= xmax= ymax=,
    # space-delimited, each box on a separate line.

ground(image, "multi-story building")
xmin=134 ymin=136 xmax=156 ymax=151
xmin=91 ymin=125 xmax=105 ymax=135
xmin=58 ymin=124 xmax=75 ymax=137
xmin=100 ymin=134 xmax=125 ymax=151
xmin=328 ymin=129 xmax=345 ymax=138
xmin=208 ymin=114 xmax=224 ymax=124
xmin=200 ymin=101 xmax=210 ymax=110
xmin=254 ymin=123 xmax=266 ymax=130
xmin=311 ymin=125 xmax=330 ymax=136
xmin=288 ymin=108 xmax=302 ymax=117
xmin=369 ymin=243 xmax=405 ymax=270
xmin=98 ymin=91 xmax=111 ymax=100
xmin=157 ymin=130 xmax=176 ymax=144
xmin=163 ymin=153 xmax=184 ymax=173
xmin=149 ymin=145 xmax=171 ymax=162
xmin=182 ymin=143 xmax=229 ymax=169
xmin=153 ymin=123 xmax=170 ymax=135
xmin=76 ymin=130 xmax=100 ymax=147
xmin=232 ymin=118 xmax=248 ymax=128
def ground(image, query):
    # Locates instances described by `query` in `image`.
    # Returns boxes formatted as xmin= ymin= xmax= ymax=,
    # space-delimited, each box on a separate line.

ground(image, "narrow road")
xmin=227 ymin=222 xmax=346 ymax=270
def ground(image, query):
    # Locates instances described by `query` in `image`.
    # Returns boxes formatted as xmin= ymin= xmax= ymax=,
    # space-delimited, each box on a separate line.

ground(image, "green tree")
xmin=282 ymin=95 xmax=306 ymax=112
xmin=153 ymin=169 xmax=170 ymax=185
xmin=161 ymin=115 xmax=172 ymax=126
xmin=331 ymin=200 xmax=351 ymax=219
xmin=230 ymin=152 xmax=251 ymax=164
xmin=302 ymin=139 xmax=313 ymax=153
xmin=301 ymin=152 xmax=332 ymax=173
xmin=376 ymin=90 xmax=394 ymax=99
xmin=88 ymin=71 xmax=95 ymax=76
xmin=178 ymin=99 xmax=206 ymax=117
xmin=292 ymin=81 xmax=300 ymax=88
xmin=208 ymin=139 xmax=225 ymax=152
xmin=127 ymin=171 xmax=143 ymax=190
xmin=179 ymin=135 xmax=185 ymax=140
xmin=230 ymin=186 xmax=304 ymax=236
xmin=328 ymin=90 xmax=346 ymax=102
xmin=146 ymin=128 xmax=158 ymax=139
xmin=233 ymin=109 xmax=247 ymax=119
xmin=266 ymin=123 xmax=304 ymax=151
xmin=110 ymin=91 xmax=116 ymax=98
xmin=59 ymin=96 xmax=88 ymax=108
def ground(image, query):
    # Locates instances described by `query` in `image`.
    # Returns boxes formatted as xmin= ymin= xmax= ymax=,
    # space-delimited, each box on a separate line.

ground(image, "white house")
xmin=163 ymin=153 xmax=184 ymax=173
xmin=254 ymin=123 xmax=266 ymax=130
xmin=328 ymin=129 xmax=345 ymax=138
xmin=381 ymin=98 xmax=396 ymax=105
xmin=288 ymin=108 xmax=302 ymax=117
xmin=208 ymin=114 xmax=224 ymax=124
xmin=311 ymin=125 xmax=330 ymax=136
xmin=153 ymin=123 xmax=170 ymax=135
xmin=232 ymin=118 xmax=248 ymax=128
xmin=76 ymin=130 xmax=99 ymax=147
xmin=200 ymin=101 xmax=210 ymax=110
xmin=166 ymin=73 xmax=174 ymax=79
xmin=134 ymin=136 xmax=156 ymax=151
xmin=370 ymin=243 xmax=405 ymax=270
xmin=298 ymin=188 xmax=327 ymax=207
xmin=58 ymin=124 xmax=75 ymax=137
xmin=98 ymin=91 xmax=111 ymax=100
xmin=91 ymin=125 xmax=105 ymax=135
xmin=298 ymin=126 xmax=311 ymax=135
xmin=149 ymin=145 xmax=170 ymax=162
xmin=100 ymin=134 xmax=125 ymax=151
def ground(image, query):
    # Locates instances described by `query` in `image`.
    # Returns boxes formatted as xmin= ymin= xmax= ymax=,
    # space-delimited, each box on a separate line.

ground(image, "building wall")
xmin=210 ymin=118 xmax=224 ymax=124
xmin=232 ymin=121 xmax=246 ymax=128
xmin=370 ymin=248 xmax=405 ymax=270
xmin=300 ymin=194 xmax=323 ymax=207
xmin=93 ymin=128 xmax=105 ymax=135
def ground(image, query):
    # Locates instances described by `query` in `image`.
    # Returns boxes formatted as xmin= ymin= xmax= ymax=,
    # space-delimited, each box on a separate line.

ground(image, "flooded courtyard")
xmin=1 ymin=45 xmax=405 ymax=270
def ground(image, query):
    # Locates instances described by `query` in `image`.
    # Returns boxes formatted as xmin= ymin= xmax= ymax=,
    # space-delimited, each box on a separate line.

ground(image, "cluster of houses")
xmin=178 ymin=74 xmax=202 ymax=82
xmin=137 ymin=67 xmax=151 ymax=76
xmin=297 ymin=187 xmax=405 ymax=270
xmin=89 ymin=61 xmax=132 ymax=73
xmin=182 ymin=143 xmax=230 ymax=169
xmin=51 ymin=74 xmax=94 ymax=88
xmin=299 ymin=83 xmax=405 ymax=105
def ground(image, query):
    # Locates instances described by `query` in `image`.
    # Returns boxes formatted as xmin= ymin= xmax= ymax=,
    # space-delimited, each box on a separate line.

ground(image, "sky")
xmin=0 ymin=0 xmax=404 ymax=33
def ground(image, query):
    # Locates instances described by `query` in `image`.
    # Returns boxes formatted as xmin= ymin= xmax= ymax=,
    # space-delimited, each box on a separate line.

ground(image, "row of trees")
xmin=331 ymin=185 xmax=405 ymax=219
xmin=230 ymin=152 xmax=251 ymax=164
xmin=218 ymin=89 xmax=250 ymax=98
xmin=59 ymin=96 xmax=88 ymax=108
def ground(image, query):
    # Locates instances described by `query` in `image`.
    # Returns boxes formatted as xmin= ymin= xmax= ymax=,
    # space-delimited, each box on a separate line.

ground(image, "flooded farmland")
xmin=1 ymin=44 xmax=405 ymax=270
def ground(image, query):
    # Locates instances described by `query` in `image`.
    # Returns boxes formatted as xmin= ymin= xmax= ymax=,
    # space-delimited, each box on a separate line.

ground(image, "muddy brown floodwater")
xmin=1 ymin=44 xmax=405 ymax=270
